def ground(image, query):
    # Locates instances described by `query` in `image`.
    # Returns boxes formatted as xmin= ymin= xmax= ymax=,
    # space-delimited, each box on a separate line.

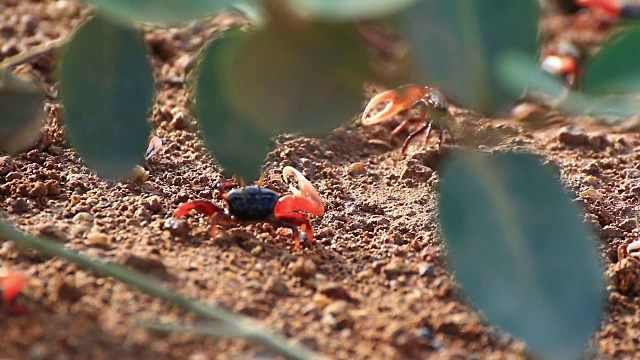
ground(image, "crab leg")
xmin=275 ymin=166 xmax=324 ymax=217
xmin=175 ymin=200 xmax=235 ymax=238
xmin=361 ymin=85 xmax=431 ymax=125
xmin=174 ymin=200 xmax=223 ymax=218
xmin=274 ymin=213 xmax=314 ymax=249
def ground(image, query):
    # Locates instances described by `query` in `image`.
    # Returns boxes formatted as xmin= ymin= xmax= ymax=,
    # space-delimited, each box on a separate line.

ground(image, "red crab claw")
xmin=1 ymin=268 xmax=27 ymax=315
xmin=361 ymin=85 xmax=431 ymax=125
xmin=274 ymin=166 xmax=324 ymax=247
xmin=174 ymin=200 xmax=229 ymax=237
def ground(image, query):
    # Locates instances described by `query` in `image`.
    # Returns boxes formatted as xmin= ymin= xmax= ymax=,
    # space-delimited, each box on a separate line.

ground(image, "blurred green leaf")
xmin=498 ymin=51 xmax=640 ymax=118
xmin=582 ymin=26 xmax=640 ymax=95
xmin=285 ymin=0 xmax=421 ymax=21
xmin=82 ymin=0 xmax=247 ymax=25
xmin=0 ymin=71 xmax=45 ymax=153
xmin=397 ymin=0 xmax=539 ymax=113
xmin=196 ymin=25 xmax=372 ymax=180
xmin=439 ymin=151 xmax=605 ymax=358
xmin=59 ymin=16 xmax=154 ymax=180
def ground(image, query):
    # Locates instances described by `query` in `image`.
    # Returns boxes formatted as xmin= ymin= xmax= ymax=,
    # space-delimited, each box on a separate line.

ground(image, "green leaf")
xmin=196 ymin=25 xmax=372 ymax=180
xmin=59 ymin=17 xmax=154 ymax=180
xmin=582 ymin=26 xmax=640 ymax=96
xmin=285 ymin=0 xmax=421 ymax=21
xmin=81 ymin=0 xmax=247 ymax=26
xmin=0 ymin=71 xmax=45 ymax=153
xmin=439 ymin=151 xmax=605 ymax=358
xmin=397 ymin=0 xmax=539 ymax=114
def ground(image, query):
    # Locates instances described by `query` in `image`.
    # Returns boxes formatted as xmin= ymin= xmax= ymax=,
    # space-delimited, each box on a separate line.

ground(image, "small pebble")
xmin=348 ymin=162 xmax=366 ymax=176
xmin=85 ymin=232 xmax=110 ymax=248
xmin=584 ymin=175 xmax=599 ymax=187
xmin=124 ymin=254 xmax=170 ymax=279
xmin=250 ymin=245 xmax=263 ymax=256
xmin=9 ymin=198 xmax=29 ymax=214
xmin=53 ymin=279 xmax=83 ymax=302
xmin=73 ymin=212 xmax=94 ymax=223
xmin=623 ymin=168 xmax=640 ymax=179
xmin=28 ymin=182 xmax=48 ymax=197
xmin=264 ymin=278 xmax=289 ymax=296
xmin=620 ymin=218 xmax=637 ymax=232
xmin=602 ymin=225 xmax=623 ymax=239
xmin=319 ymin=283 xmax=353 ymax=301
xmin=149 ymin=196 xmax=163 ymax=213
xmin=383 ymin=260 xmax=413 ymax=278
xmin=131 ymin=165 xmax=149 ymax=182
xmin=290 ymin=258 xmax=317 ymax=279
xmin=5 ymin=171 xmax=23 ymax=181
xmin=589 ymin=133 xmax=609 ymax=149
xmin=558 ymin=127 xmax=588 ymax=146
xmin=418 ymin=263 xmax=435 ymax=277
xmin=164 ymin=218 xmax=190 ymax=237
xmin=579 ymin=189 xmax=603 ymax=202
xmin=169 ymin=111 xmax=190 ymax=130
xmin=37 ymin=224 xmax=66 ymax=243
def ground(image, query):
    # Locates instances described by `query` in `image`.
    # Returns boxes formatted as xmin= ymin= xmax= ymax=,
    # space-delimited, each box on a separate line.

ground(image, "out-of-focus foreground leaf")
xmin=196 ymin=24 xmax=372 ymax=180
xmin=59 ymin=16 xmax=154 ymax=180
xmin=439 ymin=151 xmax=605 ymax=358
xmin=0 ymin=71 xmax=45 ymax=153
xmin=397 ymin=0 xmax=539 ymax=114
xmin=582 ymin=26 xmax=640 ymax=96
xmin=81 ymin=0 xmax=247 ymax=26
xmin=285 ymin=0 xmax=421 ymax=21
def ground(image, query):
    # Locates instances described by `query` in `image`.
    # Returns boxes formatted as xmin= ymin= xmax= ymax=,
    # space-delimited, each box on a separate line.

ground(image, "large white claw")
xmin=145 ymin=136 xmax=163 ymax=159
xmin=282 ymin=166 xmax=324 ymax=216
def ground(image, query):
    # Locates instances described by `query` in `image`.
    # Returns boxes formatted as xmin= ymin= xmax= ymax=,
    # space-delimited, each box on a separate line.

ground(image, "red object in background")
xmin=575 ymin=0 xmax=621 ymax=17
xmin=0 ymin=269 xmax=27 ymax=315
xmin=575 ymin=0 xmax=640 ymax=24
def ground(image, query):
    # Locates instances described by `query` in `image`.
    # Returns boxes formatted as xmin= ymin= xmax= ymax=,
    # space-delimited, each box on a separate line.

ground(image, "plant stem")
xmin=0 ymin=220 xmax=324 ymax=360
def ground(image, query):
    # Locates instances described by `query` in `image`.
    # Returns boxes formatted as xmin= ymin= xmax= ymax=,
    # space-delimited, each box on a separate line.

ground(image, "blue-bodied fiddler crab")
xmin=361 ymin=85 xmax=455 ymax=153
xmin=174 ymin=166 xmax=324 ymax=249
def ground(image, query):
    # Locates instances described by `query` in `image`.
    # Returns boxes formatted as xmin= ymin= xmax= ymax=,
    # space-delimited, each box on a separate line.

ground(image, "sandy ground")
xmin=1 ymin=1 xmax=640 ymax=359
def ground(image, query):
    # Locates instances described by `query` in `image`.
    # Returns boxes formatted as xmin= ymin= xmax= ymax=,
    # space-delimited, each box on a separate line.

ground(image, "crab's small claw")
xmin=145 ymin=136 xmax=163 ymax=160
xmin=1 ymin=268 xmax=27 ymax=315
xmin=362 ymin=85 xmax=432 ymax=125
xmin=175 ymin=200 xmax=224 ymax=218
xmin=275 ymin=166 xmax=324 ymax=217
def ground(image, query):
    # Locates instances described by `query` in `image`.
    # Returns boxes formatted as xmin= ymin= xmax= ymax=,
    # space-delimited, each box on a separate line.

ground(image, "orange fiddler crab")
xmin=174 ymin=166 xmax=324 ymax=249
xmin=361 ymin=85 xmax=455 ymax=153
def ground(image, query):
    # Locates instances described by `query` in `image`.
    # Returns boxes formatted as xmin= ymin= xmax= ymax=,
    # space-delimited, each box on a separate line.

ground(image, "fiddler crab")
xmin=0 ymin=268 xmax=27 ymax=315
xmin=174 ymin=166 xmax=324 ymax=249
xmin=361 ymin=85 xmax=455 ymax=153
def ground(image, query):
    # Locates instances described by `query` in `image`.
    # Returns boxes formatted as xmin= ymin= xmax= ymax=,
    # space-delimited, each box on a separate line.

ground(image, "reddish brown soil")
xmin=1 ymin=1 xmax=639 ymax=359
